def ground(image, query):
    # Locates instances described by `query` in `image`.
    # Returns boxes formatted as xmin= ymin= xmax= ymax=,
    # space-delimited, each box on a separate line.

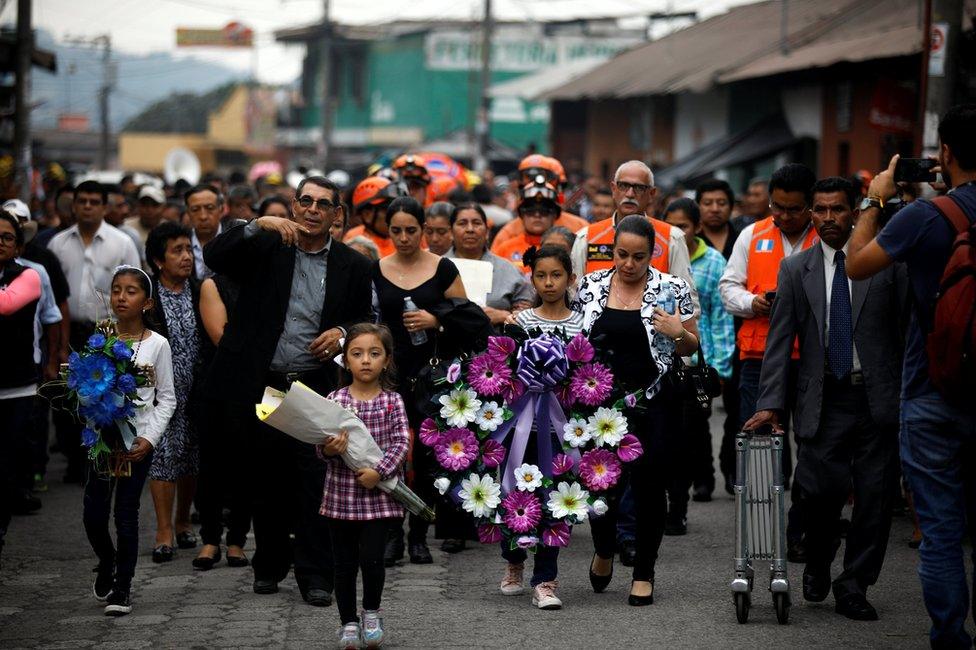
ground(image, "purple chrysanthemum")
xmin=434 ymin=428 xmax=479 ymax=472
xmin=467 ymin=353 xmax=512 ymax=397
xmin=501 ymin=491 xmax=542 ymax=533
xmin=569 ymin=362 xmax=614 ymax=406
xmin=579 ymin=448 xmax=622 ymax=491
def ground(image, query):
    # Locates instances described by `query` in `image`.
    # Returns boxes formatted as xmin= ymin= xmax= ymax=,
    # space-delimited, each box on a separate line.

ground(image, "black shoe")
xmin=802 ymin=569 xmax=831 ymax=602
xmin=192 ymin=546 xmax=222 ymax=571
xmin=92 ymin=565 xmax=114 ymax=601
xmin=619 ymin=540 xmax=636 ymax=568
xmin=835 ymin=593 xmax=879 ymax=621
xmin=787 ymin=540 xmax=807 ymax=563
xmin=253 ymin=578 xmax=279 ymax=595
xmin=305 ymin=588 xmax=333 ymax=607
xmin=152 ymin=545 xmax=175 ymax=563
xmin=692 ymin=484 xmax=712 ymax=502
xmin=724 ymin=474 xmax=734 ymax=495
xmin=384 ymin=536 xmax=404 ymax=567
xmin=664 ymin=514 xmax=687 ymax=536
xmin=11 ymin=493 xmax=41 ymax=515
xmin=627 ymin=580 xmax=654 ymax=606
xmin=589 ymin=553 xmax=614 ymax=593
xmin=440 ymin=538 xmax=466 ymax=554
xmin=408 ymin=543 xmax=433 ymax=564
xmin=226 ymin=551 xmax=249 ymax=568
xmin=176 ymin=531 xmax=198 ymax=549
xmin=104 ymin=589 xmax=132 ymax=616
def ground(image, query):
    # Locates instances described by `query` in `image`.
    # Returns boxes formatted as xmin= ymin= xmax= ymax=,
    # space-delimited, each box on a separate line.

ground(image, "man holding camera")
xmin=847 ymin=104 xmax=976 ymax=649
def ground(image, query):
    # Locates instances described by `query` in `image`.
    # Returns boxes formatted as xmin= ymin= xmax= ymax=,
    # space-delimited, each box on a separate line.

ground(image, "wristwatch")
xmin=859 ymin=196 xmax=884 ymax=211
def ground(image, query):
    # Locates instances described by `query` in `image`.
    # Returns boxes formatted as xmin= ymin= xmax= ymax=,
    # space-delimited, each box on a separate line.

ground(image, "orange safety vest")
xmin=584 ymin=215 xmax=670 ymax=274
xmin=493 ymin=210 xmax=589 ymax=248
xmin=492 ymin=233 xmax=542 ymax=274
xmin=737 ymin=216 xmax=819 ymax=360
xmin=343 ymin=225 xmax=396 ymax=258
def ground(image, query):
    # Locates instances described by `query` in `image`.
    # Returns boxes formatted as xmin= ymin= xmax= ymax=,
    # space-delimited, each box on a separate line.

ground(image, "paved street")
xmin=1 ymin=413 xmax=935 ymax=648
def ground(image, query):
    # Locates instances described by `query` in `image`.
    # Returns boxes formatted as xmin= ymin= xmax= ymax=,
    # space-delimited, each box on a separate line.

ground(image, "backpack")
xmin=926 ymin=195 xmax=976 ymax=408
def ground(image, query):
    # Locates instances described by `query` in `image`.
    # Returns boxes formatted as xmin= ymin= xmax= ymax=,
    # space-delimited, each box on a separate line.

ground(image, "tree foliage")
xmin=122 ymin=82 xmax=240 ymax=133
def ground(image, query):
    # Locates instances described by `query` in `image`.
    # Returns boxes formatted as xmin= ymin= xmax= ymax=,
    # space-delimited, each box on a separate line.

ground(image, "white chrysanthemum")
xmin=474 ymin=401 xmax=505 ymax=432
xmin=562 ymin=417 xmax=592 ymax=448
xmin=547 ymin=481 xmax=590 ymax=520
xmin=438 ymin=388 xmax=482 ymax=427
xmin=514 ymin=463 xmax=543 ymax=492
xmin=458 ymin=473 xmax=501 ymax=518
xmin=587 ymin=407 xmax=628 ymax=447
xmin=433 ymin=477 xmax=451 ymax=496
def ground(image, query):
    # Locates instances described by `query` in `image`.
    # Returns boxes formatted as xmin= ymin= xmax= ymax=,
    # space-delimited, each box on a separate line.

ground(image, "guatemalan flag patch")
xmin=755 ymin=239 xmax=775 ymax=252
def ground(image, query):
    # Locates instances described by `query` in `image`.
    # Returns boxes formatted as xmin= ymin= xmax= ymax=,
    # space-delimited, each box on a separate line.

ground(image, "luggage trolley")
xmin=731 ymin=425 xmax=791 ymax=624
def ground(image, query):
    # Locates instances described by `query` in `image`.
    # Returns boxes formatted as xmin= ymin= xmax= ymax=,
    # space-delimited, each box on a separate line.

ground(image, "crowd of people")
xmin=0 ymin=102 xmax=975 ymax=649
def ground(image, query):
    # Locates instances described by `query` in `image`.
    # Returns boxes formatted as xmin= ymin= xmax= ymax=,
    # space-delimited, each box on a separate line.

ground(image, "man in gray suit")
xmin=745 ymin=177 xmax=907 ymax=621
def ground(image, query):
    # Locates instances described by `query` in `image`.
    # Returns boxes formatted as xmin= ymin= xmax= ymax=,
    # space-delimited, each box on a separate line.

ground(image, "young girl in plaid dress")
xmin=320 ymin=323 xmax=409 ymax=649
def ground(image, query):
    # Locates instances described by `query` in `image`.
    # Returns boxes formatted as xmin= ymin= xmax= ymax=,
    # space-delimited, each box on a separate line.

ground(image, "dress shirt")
xmin=17 ymin=258 xmax=62 ymax=364
xmin=48 ymin=221 xmax=141 ymax=324
xmin=192 ymin=224 xmax=222 ymax=280
xmin=719 ymin=221 xmax=814 ymax=318
xmin=821 ymin=241 xmax=861 ymax=373
xmin=269 ymin=238 xmax=331 ymax=372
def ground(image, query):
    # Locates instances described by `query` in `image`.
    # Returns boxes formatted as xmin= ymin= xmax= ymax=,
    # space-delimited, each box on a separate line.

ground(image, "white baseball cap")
xmin=2 ymin=198 xmax=31 ymax=221
xmin=138 ymin=185 xmax=166 ymax=204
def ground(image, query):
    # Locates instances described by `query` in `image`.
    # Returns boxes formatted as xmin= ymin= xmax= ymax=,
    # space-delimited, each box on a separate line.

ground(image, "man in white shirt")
xmin=48 ymin=180 xmax=140 ymax=481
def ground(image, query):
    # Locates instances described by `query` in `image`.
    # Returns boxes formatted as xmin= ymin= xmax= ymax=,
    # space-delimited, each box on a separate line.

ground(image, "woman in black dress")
xmin=371 ymin=196 xmax=467 ymax=565
xmin=573 ymin=215 xmax=701 ymax=606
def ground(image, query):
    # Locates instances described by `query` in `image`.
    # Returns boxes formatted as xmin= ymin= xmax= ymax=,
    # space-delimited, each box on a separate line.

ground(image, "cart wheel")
xmin=773 ymin=592 xmax=790 ymax=625
xmin=734 ymin=592 xmax=750 ymax=624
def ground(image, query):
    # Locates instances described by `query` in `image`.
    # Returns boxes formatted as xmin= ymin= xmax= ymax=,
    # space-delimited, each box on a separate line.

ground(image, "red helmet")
xmin=392 ymin=154 xmax=431 ymax=185
xmin=352 ymin=177 xmax=407 ymax=212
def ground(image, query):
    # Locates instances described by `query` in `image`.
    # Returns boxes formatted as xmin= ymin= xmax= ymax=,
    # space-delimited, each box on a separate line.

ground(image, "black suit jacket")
xmin=755 ymin=243 xmax=908 ymax=440
xmin=203 ymin=222 xmax=373 ymax=404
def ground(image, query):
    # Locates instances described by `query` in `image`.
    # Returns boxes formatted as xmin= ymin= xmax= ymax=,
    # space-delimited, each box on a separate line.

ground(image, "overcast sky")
xmin=10 ymin=0 xmax=757 ymax=84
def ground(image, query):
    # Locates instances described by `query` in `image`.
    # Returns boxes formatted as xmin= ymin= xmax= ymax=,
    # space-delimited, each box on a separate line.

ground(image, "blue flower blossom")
xmin=80 ymin=390 xmax=125 ymax=427
xmin=87 ymin=333 xmax=107 ymax=349
xmin=111 ymin=340 xmax=133 ymax=362
xmin=117 ymin=373 xmax=137 ymax=394
xmin=81 ymin=427 xmax=98 ymax=448
xmin=71 ymin=354 xmax=117 ymax=406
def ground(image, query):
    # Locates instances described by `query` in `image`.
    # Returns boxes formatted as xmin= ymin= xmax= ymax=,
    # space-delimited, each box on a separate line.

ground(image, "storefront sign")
xmin=425 ymin=32 xmax=638 ymax=72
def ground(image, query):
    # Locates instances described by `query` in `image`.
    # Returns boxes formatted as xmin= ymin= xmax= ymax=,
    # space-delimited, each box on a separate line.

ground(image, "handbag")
xmin=670 ymin=346 xmax=722 ymax=411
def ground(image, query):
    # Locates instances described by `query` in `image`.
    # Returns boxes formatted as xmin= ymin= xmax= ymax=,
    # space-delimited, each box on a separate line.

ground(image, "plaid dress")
xmin=319 ymin=388 xmax=410 ymax=520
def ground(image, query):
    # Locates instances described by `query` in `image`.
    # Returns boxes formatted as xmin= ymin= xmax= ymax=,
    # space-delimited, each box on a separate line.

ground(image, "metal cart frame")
xmin=731 ymin=427 xmax=791 ymax=624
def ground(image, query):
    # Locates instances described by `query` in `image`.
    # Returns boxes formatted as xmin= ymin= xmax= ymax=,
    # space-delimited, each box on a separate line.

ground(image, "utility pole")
xmin=473 ymin=0 xmax=492 ymax=175
xmin=921 ymin=0 xmax=963 ymax=157
xmin=13 ymin=0 xmax=32 ymax=203
xmin=318 ymin=0 xmax=334 ymax=170
xmin=64 ymin=33 xmax=113 ymax=169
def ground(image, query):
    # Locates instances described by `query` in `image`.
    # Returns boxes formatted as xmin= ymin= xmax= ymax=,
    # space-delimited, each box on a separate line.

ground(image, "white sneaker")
xmin=499 ymin=563 xmax=525 ymax=595
xmin=532 ymin=581 xmax=562 ymax=610
xmin=360 ymin=610 xmax=384 ymax=648
xmin=337 ymin=623 xmax=362 ymax=649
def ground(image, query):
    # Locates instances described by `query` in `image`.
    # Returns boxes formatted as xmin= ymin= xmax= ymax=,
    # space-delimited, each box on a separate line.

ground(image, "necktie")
xmin=827 ymin=250 xmax=853 ymax=378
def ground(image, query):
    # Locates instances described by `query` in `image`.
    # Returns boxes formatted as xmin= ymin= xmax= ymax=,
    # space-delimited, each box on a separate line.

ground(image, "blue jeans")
xmin=502 ymin=543 xmax=559 ymax=587
xmin=900 ymin=391 xmax=976 ymax=649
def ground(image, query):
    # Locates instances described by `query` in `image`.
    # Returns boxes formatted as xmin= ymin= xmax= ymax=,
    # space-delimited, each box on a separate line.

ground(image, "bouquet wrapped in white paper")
xmin=256 ymin=382 xmax=434 ymax=521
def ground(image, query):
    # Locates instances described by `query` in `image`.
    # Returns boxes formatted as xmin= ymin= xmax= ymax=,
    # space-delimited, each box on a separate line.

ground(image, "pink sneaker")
xmin=532 ymin=581 xmax=562 ymax=610
xmin=499 ymin=563 xmax=524 ymax=595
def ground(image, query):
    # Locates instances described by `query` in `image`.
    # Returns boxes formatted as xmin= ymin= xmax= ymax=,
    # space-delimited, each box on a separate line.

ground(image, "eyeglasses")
xmin=187 ymin=203 xmax=220 ymax=214
xmin=769 ymin=201 xmax=808 ymax=217
xmin=74 ymin=197 xmax=103 ymax=206
xmin=0 ymin=233 xmax=16 ymax=244
xmin=297 ymin=196 xmax=338 ymax=212
xmin=615 ymin=181 xmax=652 ymax=194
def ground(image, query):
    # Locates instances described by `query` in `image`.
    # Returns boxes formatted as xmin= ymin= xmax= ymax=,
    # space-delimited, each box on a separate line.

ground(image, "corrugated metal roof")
xmin=542 ymin=0 xmax=923 ymax=100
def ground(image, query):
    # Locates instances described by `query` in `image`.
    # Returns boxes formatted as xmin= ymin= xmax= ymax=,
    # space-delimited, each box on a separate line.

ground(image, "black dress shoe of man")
xmin=306 ymin=588 xmax=333 ymax=607
xmin=408 ymin=543 xmax=433 ymax=564
xmin=802 ymin=570 xmax=831 ymax=602
xmin=836 ymin=593 xmax=879 ymax=621
xmin=253 ymin=578 xmax=279 ymax=595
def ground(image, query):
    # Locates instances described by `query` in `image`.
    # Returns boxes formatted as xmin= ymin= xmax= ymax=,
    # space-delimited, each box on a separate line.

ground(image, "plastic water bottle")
xmin=657 ymin=281 xmax=676 ymax=315
xmin=403 ymin=296 xmax=428 ymax=346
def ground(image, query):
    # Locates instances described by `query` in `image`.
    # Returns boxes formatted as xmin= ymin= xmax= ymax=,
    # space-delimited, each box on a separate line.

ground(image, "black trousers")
xmin=328 ymin=517 xmax=391 ymax=624
xmin=197 ymin=399 xmax=252 ymax=548
xmin=83 ymin=453 xmax=152 ymax=591
xmin=719 ymin=353 xmax=743 ymax=483
xmin=592 ymin=392 xmax=672 ymax=582
xmin=248 ymin=412 xmax=333 ymax=593
xmin=668 ymin=399 xmax=712 ymax=518
xmin=796 ymin=377 xmax=897 ymax=598
xmin=0 ymin=396 xmax=34 ymax=541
